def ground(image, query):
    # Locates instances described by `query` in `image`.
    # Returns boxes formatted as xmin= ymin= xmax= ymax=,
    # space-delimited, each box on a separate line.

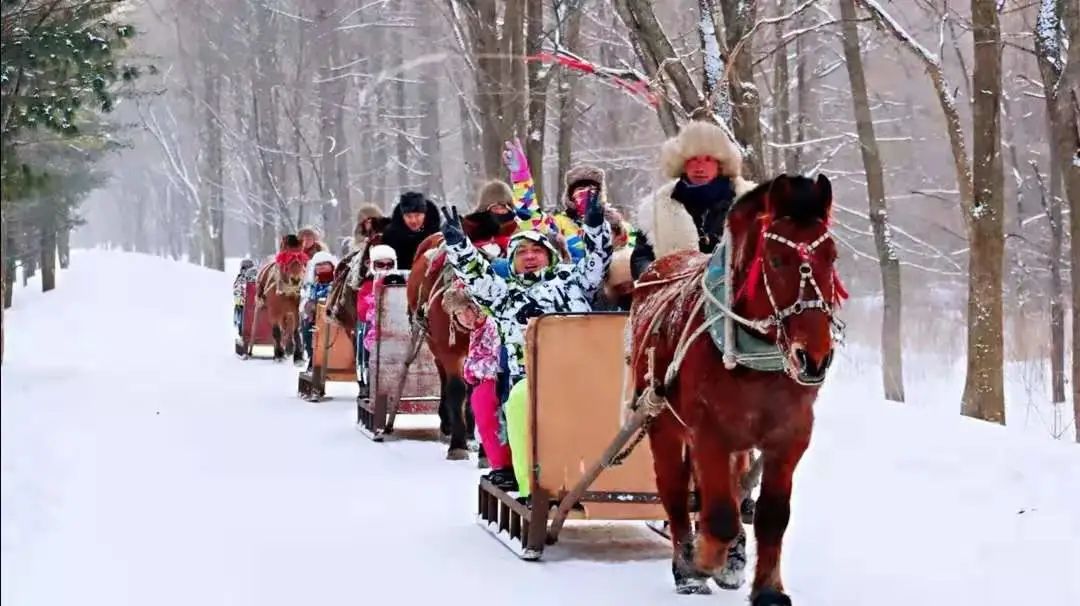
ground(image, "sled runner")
xmin=477 ymin=313 xmax=668 ymax=560
xmin=236 ymin=281 xmax=276 ymax=359
xmin=356 ymin=282 xmax=442 ymax=440
xmin=298 ymin=301 xmax=357 ymax=401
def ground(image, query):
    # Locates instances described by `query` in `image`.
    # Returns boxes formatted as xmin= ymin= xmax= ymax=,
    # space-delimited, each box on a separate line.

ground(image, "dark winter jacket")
xmin=381 ymin=195 xmax=441 ymax=270
xmin=631 ymin=177 xmax=738 ymax=279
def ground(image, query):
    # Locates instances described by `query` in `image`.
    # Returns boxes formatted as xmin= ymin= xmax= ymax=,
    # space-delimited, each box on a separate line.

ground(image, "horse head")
xmin=275 ymin=250 xmax=309 ymax=294
xmin=729 ymin=174 xmax=847 ymax=385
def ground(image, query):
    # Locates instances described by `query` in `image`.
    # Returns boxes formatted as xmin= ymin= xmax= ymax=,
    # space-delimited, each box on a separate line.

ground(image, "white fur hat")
xmin=659 ymin=120 xmax=743 ymax=180
xmin=369 ymin=244 xmax=397 ymax=271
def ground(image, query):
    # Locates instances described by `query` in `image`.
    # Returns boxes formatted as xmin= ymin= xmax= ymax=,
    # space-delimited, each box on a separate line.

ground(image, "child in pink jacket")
xmin=442 ymin=283 xmax=514 ymax=491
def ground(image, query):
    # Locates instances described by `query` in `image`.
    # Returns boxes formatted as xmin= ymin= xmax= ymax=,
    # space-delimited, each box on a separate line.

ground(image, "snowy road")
xmin=3 ymin=251 xmax=1079 ymax=606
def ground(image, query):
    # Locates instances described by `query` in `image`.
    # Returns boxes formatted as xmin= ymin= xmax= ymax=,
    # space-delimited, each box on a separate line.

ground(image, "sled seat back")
xmin=526 ymin=313 xmax=665 ymax=521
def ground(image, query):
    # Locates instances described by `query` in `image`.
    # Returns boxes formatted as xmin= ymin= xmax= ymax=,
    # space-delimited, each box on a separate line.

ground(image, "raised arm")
xmin=568 ymin=191 xmax=613 ymax=297
xmin=441 ymin=206 xmax=509 ymax=311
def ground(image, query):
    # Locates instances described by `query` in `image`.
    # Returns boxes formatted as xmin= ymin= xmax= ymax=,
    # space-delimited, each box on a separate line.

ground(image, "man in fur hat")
xmin=631 ymin=119 xmax=755 ymax=280
xmin=381 ymin=191 xmax=441 ymax=270
xmin=297 ymin=225 xmax=328 ymax=258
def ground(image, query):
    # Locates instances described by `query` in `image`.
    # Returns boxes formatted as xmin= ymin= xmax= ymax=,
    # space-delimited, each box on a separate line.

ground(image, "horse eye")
xmin=769 ymin=256 xmax=783 ymax=269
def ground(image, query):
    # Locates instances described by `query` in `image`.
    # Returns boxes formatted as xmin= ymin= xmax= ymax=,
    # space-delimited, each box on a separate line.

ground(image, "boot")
xmin=485 ymin=467 xmax=518 ymax=492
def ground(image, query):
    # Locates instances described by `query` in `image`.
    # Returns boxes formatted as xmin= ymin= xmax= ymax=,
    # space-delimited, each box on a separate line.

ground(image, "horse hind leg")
xmin=648 ymin=415 xmax=709 ymax=595
xmin=749 ymin=441 xmax=809 ymax=606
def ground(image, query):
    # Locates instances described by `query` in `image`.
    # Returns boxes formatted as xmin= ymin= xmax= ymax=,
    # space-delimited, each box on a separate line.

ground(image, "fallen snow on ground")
xmin=3 ymin=250 xmax=1078 ymax=606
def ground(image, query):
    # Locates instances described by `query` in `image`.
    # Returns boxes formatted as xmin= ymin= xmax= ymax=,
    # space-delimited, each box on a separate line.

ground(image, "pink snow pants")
xmin=471 ymin=379 xmax=511 ymax=469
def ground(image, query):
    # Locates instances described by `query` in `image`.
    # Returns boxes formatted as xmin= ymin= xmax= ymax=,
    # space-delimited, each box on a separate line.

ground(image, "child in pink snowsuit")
xmin=443 ymin=284 xmax=513 ymax=489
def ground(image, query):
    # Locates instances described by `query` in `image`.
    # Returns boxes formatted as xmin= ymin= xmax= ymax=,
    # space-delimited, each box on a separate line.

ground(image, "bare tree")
xmin=839 ymin=0 xmax=904 ymax=402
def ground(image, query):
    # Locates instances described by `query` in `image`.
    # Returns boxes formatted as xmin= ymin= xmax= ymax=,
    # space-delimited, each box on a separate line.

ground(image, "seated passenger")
xmin=355 ymin=245 xmax=398 ymax=396
xmin=299 ymin=251 xmax=339 ymax=368
xmin=233 ymin=258 xmax=256 ymax=336
xmin=442 ymin=191 xmax=612 ymax=501
xmin=441 ymin=284 xmax=513 ymax=489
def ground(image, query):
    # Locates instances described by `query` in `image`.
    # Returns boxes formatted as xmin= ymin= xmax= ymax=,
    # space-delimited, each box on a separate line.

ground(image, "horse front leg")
xmin=272 ymin=324 xmax=285 ymax=361
xmin=435 ymin=362 xmax=450 ymax=440
xmin=648 ymin=413 xmax=708 ymax=594
xmin=690 ymin=430 xmax=743 ymax=588
xmin=444 ymin=373 xmax=470 ymax=460
xmin=291 ymin=314 xmax=304 ymax=364
xmin=750 ymin=438 xmax=810 ymax=606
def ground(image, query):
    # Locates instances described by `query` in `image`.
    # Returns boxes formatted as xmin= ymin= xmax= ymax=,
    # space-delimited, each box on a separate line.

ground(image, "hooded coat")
xmin=446 ymin=223 xmax=613 ymax=383
xmin=299 ymin=251 xmax=339 ymax=318
xmin=631 ymin=120 xmax=756 ymax=279
xmin=381 ymin=192 xmax=441 ymax=270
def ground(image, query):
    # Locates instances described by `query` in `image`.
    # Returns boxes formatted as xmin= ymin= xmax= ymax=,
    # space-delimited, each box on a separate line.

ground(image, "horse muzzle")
xmin=788 ymin=345 xmax=833 ymax=386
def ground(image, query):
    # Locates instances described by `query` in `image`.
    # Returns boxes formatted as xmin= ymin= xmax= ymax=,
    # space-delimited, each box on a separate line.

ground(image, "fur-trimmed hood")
xmin=659 ymin=120 xmax=743 ymax=180
xmin=635 ymin=178 xmax=755 ymax=259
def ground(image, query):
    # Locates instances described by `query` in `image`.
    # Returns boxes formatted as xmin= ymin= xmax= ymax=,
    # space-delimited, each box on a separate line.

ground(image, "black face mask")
xmin=494 ymin=210 xmax=517 ymax=224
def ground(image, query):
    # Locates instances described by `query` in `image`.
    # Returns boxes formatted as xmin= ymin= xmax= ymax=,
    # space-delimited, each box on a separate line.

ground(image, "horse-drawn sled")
xmin=356 ymin=280 xmax=443 ymax=440
xmin=235 ymin=280 xmax=276 ymax=359
xmin=297 ymin=301 xmax=357 ymax=401
xmin=476 ymin=312 xmax=670 ymax=560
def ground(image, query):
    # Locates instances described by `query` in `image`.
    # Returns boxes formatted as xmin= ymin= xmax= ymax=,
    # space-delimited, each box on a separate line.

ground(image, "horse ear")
xmin=815 ymin=174 xmax=833 ymax=221
xmin=766 ymin=174 xmax=791 ymax=215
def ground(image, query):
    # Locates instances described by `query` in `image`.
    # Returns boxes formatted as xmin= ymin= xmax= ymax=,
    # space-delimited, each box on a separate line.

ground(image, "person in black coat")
xmin=630 ymin=120 xmax=756 ymax=280
xmin=381 ymin=192 xmax=441 ymax=270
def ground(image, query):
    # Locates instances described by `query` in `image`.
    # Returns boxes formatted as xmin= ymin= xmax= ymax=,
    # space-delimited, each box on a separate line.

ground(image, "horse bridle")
xmin=757 ymin=224 xmax=845 ymax=346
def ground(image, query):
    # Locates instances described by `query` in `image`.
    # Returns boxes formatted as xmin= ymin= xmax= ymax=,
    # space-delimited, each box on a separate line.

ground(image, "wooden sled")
xmin=236 ymin=281 xmax=276 ymax=359
xmin=477 ymin=312 xmax=669 ymax=560
xmin=298 ymin=301 xmax=357 ymax=401
xmin=356 ymin=282 xmax=442 ymax=440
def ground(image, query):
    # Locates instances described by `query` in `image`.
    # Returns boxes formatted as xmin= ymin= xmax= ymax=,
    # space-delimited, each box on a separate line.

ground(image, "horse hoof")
xmin=446 ymin=448 xmax=470 ymax=461
xmin=751 ymin=589 xmax=792 ymax=606
xmin=740 ymin=496 xmax=756 ymax=524
xmin=714 ymin=531 xmax=747 ymax=590
xmin=674 ymin=578 xmax=711 ymax=595
xmin=477 ymin=456 xmax=490 ymax=470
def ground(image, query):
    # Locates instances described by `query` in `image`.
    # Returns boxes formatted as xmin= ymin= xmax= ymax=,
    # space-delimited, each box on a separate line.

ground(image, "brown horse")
xmin=404 ymin=210 xmax=517 ymax=460
xmin=630 ymin=175 xmax=846 ymax=603
xmin=256 ymin=251 xmax=309 ymax=363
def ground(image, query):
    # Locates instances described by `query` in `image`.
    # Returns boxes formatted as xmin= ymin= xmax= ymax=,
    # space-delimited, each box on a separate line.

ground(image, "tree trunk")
xmin=420 ymin=10 xmax=445 ymax=203
xmin=524 ymin=0 xmax=547 ymax=205
xmin=773 ymin=0 xmax=794 ymax=173
xmin=1 ymin=208 xmax=7 ymax=363
xmin=839 ymin=0 xmax=904 ymax=402
xmin=39 ymin=220 xmax=56 ymax=293
xmin=792 ymin=7 xmax=815 ymax=172
xmin=253 ymin=0 xmax=284 ymax=256
xmin=556 ymin=5 xmax=585 ymax=197
xmin=462 ymin=0 xmax=507 ymax=177
xmin=57 ymin=224 xmax=69 ymax=269
xmin=23 ymin=236 xmax=36 ymax=286
xmin=391 ymin=24 xmax=411 ymax=192
xmin=961 ymin=0 xmax=1005 ymax=424
xmin=1048 ymin=0 xmax=1080 ymax=440
xmin=722 ymin=0 xmax=765 ymax=181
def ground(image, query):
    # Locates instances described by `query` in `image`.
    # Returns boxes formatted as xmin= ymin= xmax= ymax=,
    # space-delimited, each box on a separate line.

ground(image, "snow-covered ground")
xmin=3 ymin=250 xmax=1079 ymax=606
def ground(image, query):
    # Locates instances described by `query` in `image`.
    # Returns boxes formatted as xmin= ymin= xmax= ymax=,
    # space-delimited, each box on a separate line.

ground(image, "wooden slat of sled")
xmin=312 ymin=301 xmax=356 ymax=381
xmin=370 ymin=283 xmax=441 ymax=414
xmin=527 ymin=313 xmax=666 ymax=521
